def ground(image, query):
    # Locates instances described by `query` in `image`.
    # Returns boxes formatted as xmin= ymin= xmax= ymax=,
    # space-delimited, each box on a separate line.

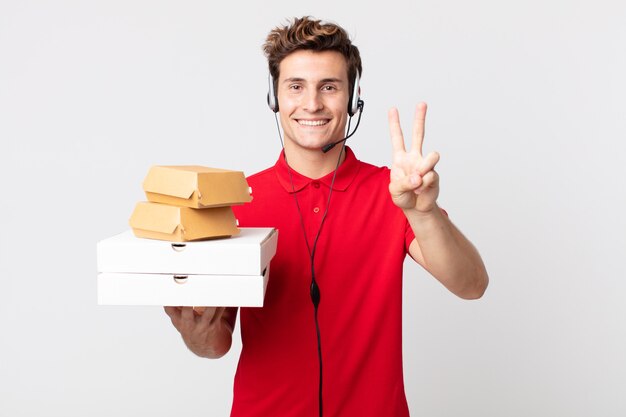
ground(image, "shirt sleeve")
xmin=404 ymin=217 xmax=416 ymax=254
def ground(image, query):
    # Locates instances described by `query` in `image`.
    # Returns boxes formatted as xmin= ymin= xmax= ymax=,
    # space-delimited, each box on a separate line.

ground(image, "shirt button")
xmin=313 ymin=207 xmax=320 ymax=213
xmin=312 ymin=181 xmax=320 ymax=189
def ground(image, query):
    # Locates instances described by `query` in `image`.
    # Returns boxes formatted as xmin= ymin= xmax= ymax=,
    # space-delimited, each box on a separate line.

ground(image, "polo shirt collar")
xmin=275 ymin=146 xmax=361 ymax=193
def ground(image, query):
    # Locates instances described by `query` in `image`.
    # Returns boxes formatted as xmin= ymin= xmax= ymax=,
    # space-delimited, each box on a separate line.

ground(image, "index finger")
xmin=388 ymin=107 xmax=406 ymax=152
xmin=411 ymin=102 xmax=428 ymax=156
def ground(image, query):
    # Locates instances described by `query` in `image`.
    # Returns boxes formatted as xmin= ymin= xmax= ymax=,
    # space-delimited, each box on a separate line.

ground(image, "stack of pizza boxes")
xmin=96 ymin=166 xmax=278 ymax=308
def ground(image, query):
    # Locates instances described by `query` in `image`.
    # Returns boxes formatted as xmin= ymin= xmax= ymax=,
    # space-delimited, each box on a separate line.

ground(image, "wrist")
xmin=402 ymin=203 xmax=441 ymax=220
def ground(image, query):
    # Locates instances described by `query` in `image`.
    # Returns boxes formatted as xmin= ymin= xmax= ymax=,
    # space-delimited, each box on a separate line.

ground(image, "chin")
xmin=286 ymin=137 xmax=330 ymax=151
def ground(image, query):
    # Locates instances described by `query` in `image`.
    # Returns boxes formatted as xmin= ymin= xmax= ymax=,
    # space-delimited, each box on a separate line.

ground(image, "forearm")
xmin=405 ymin=205 xmax=488 ymax=299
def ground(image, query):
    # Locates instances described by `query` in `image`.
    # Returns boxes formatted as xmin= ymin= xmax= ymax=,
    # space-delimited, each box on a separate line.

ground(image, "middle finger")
xmin=411 ymin=102 xmax=428 ymax=156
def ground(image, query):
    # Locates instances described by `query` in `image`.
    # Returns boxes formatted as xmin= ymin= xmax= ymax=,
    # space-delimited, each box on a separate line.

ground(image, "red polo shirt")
xmin=231 ymin=147 xmax=415 ymax=417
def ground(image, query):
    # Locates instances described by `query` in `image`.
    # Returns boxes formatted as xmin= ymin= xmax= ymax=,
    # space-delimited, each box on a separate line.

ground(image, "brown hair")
xmin=263 ymin=16 xmax=362 ymax=94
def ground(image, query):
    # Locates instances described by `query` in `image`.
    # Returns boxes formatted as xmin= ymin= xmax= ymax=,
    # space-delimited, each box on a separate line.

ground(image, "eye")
xmin=321 ymin=85 xmax=337 ymax=91
xmin=288 ymin=84 xmax=302 ymax=91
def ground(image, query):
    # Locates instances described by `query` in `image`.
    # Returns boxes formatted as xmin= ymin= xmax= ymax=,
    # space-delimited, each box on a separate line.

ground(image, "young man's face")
xmin=276 ymin=50 xmax=350 ymax=153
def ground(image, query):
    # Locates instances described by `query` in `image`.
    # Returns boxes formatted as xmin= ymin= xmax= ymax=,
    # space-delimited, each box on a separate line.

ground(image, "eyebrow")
xmin=282 ymin=77 xmax=345 ymax=84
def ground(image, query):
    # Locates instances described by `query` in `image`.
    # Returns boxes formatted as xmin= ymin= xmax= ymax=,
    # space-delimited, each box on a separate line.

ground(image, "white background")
xmin=1 ymin=1 xmax=625 ymax=416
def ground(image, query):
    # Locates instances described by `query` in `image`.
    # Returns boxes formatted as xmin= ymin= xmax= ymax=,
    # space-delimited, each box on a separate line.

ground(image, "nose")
xmin=302 ymin=89 xmax=324 ymax=112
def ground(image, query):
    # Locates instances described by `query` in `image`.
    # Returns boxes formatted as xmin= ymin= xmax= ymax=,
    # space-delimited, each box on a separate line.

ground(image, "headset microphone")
xmin=320 ymin=99 xmax=364 ymax=153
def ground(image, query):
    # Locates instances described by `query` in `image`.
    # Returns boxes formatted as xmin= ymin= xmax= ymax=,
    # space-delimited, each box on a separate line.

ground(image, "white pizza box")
xmin=97 ymin=267 xmax=269 ymax=307
xmin=97 ymin=228 xmax=277 ymax=276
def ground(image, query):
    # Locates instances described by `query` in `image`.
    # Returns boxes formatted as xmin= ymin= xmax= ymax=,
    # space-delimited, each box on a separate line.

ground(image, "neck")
xmin=283 ymin=142 xmax=346 ymax=179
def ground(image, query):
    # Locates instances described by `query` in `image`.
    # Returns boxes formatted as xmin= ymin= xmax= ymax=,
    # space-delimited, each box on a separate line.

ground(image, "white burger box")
xmin=97 ymin=228 xmax=278 ymax=307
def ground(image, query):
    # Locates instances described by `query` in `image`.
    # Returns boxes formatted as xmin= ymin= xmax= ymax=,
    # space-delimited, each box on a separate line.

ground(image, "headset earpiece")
xmin=348 ymin=71 xmax=361 ymax=117
xmin=267 ymin=74 xmax=279 ymax=113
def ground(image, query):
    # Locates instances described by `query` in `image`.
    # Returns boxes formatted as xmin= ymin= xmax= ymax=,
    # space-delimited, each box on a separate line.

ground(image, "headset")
xmin=267 ymin=71 xmax=362 ymax=117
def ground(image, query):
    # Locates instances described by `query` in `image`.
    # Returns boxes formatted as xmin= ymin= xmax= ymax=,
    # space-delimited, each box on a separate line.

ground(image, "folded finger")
xmin=417 ymin=151 xmax=440 ymax=176
xmin=417 ymin=170 xmax=439 ymax=192
xmin=389 ymin=173 xmax=422 ymax=196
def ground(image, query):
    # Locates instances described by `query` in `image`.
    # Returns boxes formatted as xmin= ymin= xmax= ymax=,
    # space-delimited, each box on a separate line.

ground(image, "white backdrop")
xmin=1 ymin=1 xmax=625 ymax=416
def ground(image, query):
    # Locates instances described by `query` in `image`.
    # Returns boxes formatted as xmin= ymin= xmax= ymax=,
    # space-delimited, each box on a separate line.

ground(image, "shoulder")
xmin=243 ymin=165 xmax=281 ymax=196
xmin=246 ymin=165 xmax=276 ymax=185
xmin=233 ymin=165 xmax=281 ymax=226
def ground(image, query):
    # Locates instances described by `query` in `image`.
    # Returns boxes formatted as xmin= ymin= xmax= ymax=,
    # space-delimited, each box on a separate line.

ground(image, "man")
xmin=165 ymin=16 xmax=488 ymax=417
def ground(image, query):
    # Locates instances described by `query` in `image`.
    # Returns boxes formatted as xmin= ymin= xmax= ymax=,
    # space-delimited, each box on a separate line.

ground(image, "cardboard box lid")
xmin=142 ymin=165 xmax=252 ymax=208
xmin=128 ymin=202 xmax=239 ymax=242
xmin=97 ymin=227 xmax=278 ymax=276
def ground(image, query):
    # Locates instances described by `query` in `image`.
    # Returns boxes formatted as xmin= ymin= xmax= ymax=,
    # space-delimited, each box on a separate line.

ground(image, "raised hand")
xmin=388 ymin=103 xmax=440 ymax=213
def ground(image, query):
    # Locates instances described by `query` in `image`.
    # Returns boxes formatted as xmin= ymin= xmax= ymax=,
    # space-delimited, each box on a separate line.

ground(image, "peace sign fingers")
xmin=389 ymin=103 xmax=428 ymax=157
xmin=387 ymin=103 xmax=440 ymax=213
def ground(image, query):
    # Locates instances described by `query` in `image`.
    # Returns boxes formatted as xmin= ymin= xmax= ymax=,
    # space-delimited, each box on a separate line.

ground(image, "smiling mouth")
xmin=296 ymin=119 xmax=330 ymax=126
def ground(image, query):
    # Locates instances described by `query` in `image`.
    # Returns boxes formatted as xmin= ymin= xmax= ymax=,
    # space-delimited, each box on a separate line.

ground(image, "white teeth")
xmin=298 ymin=119 xmax=328 ymax=126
